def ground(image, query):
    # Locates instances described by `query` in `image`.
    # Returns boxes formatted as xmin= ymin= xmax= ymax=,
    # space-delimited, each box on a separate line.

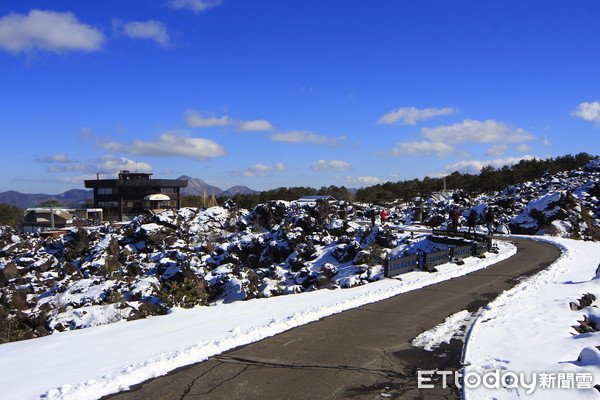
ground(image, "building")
xmin=22 ymin=208 xmax=103 ymax=233
xmin=84 ymin=171 xmax=188 ymax=221
xmin=295 ymin=195 xmax=335 ymax=203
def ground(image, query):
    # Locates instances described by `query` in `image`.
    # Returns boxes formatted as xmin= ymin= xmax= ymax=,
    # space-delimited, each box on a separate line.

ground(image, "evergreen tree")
xmin=0 ymin=204 xmax=23 ymax=229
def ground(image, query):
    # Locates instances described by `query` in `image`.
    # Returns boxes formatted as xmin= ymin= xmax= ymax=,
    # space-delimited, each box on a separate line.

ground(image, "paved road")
xmin=105 ymin=237 xmax=560 ymax=400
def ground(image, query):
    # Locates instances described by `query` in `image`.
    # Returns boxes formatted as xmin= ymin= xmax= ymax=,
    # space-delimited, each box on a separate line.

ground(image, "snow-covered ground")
xmin=3 ymin=229 xmax=600 ymax=400
xmin=462 ymin=236 xmax=600 ymax=399
xmin=0 ymin=240 xmax=516 ymax=400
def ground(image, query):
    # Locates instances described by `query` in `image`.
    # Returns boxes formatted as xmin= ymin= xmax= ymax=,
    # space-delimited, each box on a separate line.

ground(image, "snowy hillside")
xmin=413 ymin=158 xmax=600 ymax=240
xmin=0 ymin=159 xmax=599 ymax=344
xmin=0 ymin=199 xmax=417 ymax=341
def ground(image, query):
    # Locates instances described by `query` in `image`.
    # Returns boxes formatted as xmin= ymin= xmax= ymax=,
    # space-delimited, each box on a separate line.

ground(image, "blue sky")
xmin=1 ymin=0 xmax=599 ymax=194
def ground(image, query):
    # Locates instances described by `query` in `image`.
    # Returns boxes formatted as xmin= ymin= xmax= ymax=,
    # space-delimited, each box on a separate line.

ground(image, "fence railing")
xmin=384 ymin=230 xmax=493 ymax=278
xmin=385 ymin=253 xmax=420 ymax=276
xmin=451 ymin=244 xmax=473 ymax=260
xmin=431 ymin=228 xmax=489 ymax=243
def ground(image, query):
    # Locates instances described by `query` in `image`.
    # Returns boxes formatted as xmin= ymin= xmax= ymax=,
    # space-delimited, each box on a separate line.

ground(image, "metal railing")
xmin=431 ymin=228 xmax=489 ymax=243
xmin=384 ymin=230 xmax=493 ymax=278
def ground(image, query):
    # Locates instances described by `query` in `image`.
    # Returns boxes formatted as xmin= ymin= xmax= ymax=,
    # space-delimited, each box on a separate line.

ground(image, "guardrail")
xmin=423 ymin=250 xmax=451 ymax=271
xmin=385 ymin=253 xmax=420 ymax=276
xmin=451 ymin=244 xmax=473 ymax=260
xmin=431 ymin=228 xmax=489 ymax=243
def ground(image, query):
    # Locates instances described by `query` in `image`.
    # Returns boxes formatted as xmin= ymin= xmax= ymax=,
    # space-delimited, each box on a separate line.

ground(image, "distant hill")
xmin=177 ymin=176 xmax=259 ymax=197
xmin=178 ymin=176 xmax=223 ymax=197
xmin=0 ymin=177 xmax=259 ymax=208
xmin=219 ymin=185 xmax=259 ymax=197
xmin=0 ymin=189 xmax=92 ymax=209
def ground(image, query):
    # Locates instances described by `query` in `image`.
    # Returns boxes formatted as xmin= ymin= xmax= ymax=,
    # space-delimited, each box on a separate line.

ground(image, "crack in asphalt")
xmin=179 ymin=362 xmax=221 ymax=400
xmin=213 ymin=354 xmax=410 ymax=380
xmin=196 ymin=364 xmax=251 ymax=397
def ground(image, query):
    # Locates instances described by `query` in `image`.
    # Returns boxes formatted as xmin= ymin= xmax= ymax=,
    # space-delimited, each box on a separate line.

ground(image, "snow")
xmin=464 ymin=236 xmax=600 ymax=399
xmin=0 ymin=240 xmax=515 ymax=400
xmin=412 ymin=309 xmax=475 ymax=351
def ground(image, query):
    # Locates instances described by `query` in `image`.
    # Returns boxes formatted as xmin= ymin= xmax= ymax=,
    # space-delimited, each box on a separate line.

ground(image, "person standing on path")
xmin=467 ymin=209 xmax=478 ymax=233
xmin=450 ymin=206 xmax=461 ymax=232
xmin=485 ymin=207 xmax=495 ymax=235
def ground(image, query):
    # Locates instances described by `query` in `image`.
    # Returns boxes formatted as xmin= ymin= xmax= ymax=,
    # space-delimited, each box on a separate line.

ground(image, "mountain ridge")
xmin=177 ymin=176 xmax=258 ymax=197
xmin=0 ymin=177 xmax=259 ymax=208
xmin=0 ymin=189 xmax=92 ymax=209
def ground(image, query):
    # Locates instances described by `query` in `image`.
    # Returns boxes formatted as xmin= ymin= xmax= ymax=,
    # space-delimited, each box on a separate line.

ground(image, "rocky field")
xmin=0 ymin=159 xmax=598 ymax=343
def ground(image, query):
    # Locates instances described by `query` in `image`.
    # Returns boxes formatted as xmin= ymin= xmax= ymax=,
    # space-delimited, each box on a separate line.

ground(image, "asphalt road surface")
xmin=105 ymin=237 xmax=561 ymax=400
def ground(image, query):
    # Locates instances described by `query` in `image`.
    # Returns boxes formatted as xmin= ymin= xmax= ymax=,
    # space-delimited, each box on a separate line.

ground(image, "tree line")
xmin=182 ymin=185 xmax=353 ymax=210
xmin=0 ymin=152 xmax=595 ymax=228
xmin=199 ymin=152 xmax=595 ymax=209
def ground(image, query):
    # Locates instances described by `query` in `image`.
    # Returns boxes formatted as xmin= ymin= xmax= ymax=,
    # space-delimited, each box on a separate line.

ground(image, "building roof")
xmin=144 ymin=194 xmax=171 ymax=201
xmin=429 ymin=190 xmax=453 ymax=202
xmin=296 ymin=195 xmax=334 ymax=203
xmin=85 ymin=177 xmax=187 ymax=188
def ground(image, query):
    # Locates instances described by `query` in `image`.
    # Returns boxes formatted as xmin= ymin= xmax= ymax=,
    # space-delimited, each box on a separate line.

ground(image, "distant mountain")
xmin=178 ymin=176 xmax=223 ymax=197
xmin=178 ymin=176 xmax=258 ymax=197
xmin=0 ymin=189 xmax=92 ymax=209
xmin=0 ymin=177 xmax=257 ymax=208
xmin=219 ymin=185 xmax=259 ymax=197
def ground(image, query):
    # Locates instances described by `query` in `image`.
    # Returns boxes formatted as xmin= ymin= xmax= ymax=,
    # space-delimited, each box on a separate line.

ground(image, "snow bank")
xmin=464 ymin=236 xmax=600 ymax=399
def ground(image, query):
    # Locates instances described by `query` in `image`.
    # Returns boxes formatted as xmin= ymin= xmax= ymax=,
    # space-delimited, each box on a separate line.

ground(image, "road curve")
xmin=104 ymin=237 xmax=561 ymax=400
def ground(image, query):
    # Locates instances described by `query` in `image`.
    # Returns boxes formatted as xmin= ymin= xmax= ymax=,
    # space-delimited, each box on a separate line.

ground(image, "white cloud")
xmin=238 ymin=120 xmax=274 ymax=132
xmin=233 ymin=162 xmax=289 ymax=177
xmin=78 ymin=127 xmax=93 ymax=143
xmin=346 ymin=176 xmax=380 ymax=186
xmin=485 ymin=144 xmax=507 ymax=157
xmin=185 ymin=110 xmax=231 ymax=127
xmin=377 ymin=106 xmax=458 ymax=125
xmin=516 ymin=143 xmax=532 ymax=152
xmin=270 ymin=131 xmax=346 ymax=146
xmin=167 ymin=0 xmax=223 ymax=14
xmin=572 ymin=101 xmax=600 ymax=126
xmin=97 ymin=131 xmax=226 ymax=160
xmin=0 ymin=10 xmax=104 ymax=54
xmin=36 ymin=153 xmax=79 ymax=163
xmin=94 ymin=155 xmax=153 ymax=174
xmin=115 ymin=20 xmax=171 ymax=47
xmin=422 ymin=119 xmax=535 ymax=144
xmin=46 ymin=155 xmax=153 ymax=176
xmin=185 ymin=109 xmax=276 ymax=132
xmin=377 ymin=140 xmax=457 ymax=158
xmin=542 ymin=136 xmax=552 ymax=146
xmin=311 ymin=159 xmax=352 ymax=171
xmin=443 ymin=155 xmax=536 ymax=175
xmin=47 ymin=164 xmax=86 ymax=173
xmin=53 ymin=175 xmax=104 ymax=184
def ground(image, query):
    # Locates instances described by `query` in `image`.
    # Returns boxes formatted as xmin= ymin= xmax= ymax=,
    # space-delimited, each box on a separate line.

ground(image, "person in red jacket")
xmin=380 ymin=209 xmax=388 ymax=225
xmin=450 ymin=206 xmax=461 ymax=232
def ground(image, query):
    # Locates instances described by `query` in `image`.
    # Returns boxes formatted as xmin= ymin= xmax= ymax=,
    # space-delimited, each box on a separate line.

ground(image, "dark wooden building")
xmin=85 ymin=171 xmax=188 ymax=220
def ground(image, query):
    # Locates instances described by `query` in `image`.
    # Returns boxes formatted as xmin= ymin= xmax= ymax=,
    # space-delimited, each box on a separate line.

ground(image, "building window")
xmin=161 ymin=187 xmax=176 ymax=194
xmin=98 ymin=188 xmax=114 ymax=194
xmin=99 ymin=201 xmax=119 ymax=207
